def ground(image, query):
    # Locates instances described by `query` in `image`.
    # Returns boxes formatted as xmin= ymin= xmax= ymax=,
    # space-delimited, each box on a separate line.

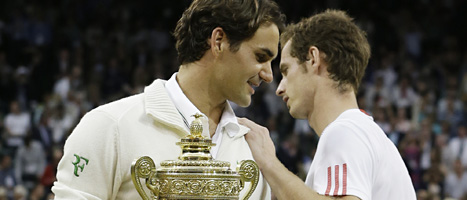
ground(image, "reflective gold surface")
xmin=131 ymin=114 xmax=259 ymax=200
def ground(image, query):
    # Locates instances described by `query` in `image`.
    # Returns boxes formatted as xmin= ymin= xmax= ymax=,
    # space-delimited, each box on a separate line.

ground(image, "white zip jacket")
xmin=52 ymin=79 xmax=271 ymax=200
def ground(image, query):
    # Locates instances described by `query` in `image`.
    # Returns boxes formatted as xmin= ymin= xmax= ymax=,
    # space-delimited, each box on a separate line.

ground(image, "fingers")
xmin=237 ymin=117 xmax=254 ymax=127
xmin=238 ymin=118 xmax=256 ymax=131
xmin=238 ymin=117 xmax=271 ymax=138
xmin=238 ymin=117 xmax=262 ymax=130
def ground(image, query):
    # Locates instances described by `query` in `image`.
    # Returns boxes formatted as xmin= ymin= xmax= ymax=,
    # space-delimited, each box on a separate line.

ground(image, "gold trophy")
xmin=131 ymin=114 xmax=260 ymax=200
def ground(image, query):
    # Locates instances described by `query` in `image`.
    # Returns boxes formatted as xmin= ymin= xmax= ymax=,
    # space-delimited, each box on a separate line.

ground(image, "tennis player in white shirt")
xmin=239 ymin=9 xmax=416 ymax=200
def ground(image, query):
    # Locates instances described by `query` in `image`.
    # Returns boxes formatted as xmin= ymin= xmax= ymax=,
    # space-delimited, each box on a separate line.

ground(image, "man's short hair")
xmin=280 ymin=9 xmax=371 ymax=93
xmin=174 ymin=0 xmax=286 ymax=64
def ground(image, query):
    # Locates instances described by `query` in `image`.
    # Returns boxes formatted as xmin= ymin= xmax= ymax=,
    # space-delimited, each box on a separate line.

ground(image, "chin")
xmin=236 ymin=96 xmax=252 ymax=107
xmin=236 ymin=100 xmax=251 ymax=107
xmin=289 ymin=108 xmax=308 ymax=119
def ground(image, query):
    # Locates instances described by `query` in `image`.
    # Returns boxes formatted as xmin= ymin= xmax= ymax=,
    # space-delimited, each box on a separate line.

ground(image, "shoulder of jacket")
xmin=90 ymin=93 xmax=145 ymax=122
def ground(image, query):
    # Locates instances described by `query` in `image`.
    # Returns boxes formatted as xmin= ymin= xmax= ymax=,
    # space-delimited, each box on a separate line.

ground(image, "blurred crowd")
xmin=0 ymin=0 xmax=466 ymax=199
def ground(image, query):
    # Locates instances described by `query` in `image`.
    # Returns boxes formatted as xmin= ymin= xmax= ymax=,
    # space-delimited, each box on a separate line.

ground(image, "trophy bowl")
xmin=131 ymin=114 xmax=259 ymax=200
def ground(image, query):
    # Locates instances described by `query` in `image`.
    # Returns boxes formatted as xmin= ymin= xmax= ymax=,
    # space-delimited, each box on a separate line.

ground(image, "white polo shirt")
xmin=165 ymin=73 xmax=240 ymax=158
xmin=305 ymin=109 xmax=416 ymax=200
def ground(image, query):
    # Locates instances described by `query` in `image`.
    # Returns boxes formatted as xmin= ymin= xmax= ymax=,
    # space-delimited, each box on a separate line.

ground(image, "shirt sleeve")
xmin=310 ymin=121 xmax=372 ymax=200
xmin=52 ymin=110 xmax=122 ymax=200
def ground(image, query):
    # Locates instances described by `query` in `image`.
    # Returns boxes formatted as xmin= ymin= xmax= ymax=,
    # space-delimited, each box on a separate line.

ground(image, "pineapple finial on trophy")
xmin=190 ymin=113 xmax=204 ymax=139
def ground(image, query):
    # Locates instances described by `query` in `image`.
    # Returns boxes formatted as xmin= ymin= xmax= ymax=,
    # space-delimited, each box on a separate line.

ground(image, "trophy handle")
xmin=238 ymin=160 xmax=260 ymax=200
xmin=131 ymin=156 xmax=158 ymax=200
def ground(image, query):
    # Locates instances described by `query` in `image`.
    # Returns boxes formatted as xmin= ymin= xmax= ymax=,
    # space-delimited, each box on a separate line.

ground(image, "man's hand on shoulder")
xmin=237 ymin=117 xmax=276 ymax=169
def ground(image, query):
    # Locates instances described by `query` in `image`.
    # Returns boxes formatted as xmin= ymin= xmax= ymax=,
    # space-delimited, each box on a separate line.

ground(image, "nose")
xmin=276 ymin=79 xmax=286 ymax=96
xmin=259 ymin=63 xmax=273 ymax=83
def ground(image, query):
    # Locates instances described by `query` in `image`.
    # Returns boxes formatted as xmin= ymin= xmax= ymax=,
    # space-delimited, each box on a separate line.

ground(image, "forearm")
xmin=261 ymin=158 xmax=355 ymax=200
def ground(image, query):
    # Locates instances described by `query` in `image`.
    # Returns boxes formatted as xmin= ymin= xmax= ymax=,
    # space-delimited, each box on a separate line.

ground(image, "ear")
xmin=209 ymin=27 xmax=226 ymax=57
xmin=308 ymin=46 xmax=324 ymax=75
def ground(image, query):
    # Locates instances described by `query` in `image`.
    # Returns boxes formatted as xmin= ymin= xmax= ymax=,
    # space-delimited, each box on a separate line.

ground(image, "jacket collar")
xmin=143 ymin=78 xmax=247 ymax=139
xmin=144 ymin=79 xmax=189 ymax=137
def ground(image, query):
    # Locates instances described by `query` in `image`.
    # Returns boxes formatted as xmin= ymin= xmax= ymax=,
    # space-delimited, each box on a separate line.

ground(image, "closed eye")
xmin=256 ymin=53 xmax=269 ymax=63
xmin=255 ymin=48 xmax=275 ymax=63
xmin=280 ymin=64 xmax=288 ymax=76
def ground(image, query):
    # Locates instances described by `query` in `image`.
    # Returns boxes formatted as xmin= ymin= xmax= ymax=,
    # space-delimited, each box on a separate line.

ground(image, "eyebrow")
xmin=258 ymin=48 xmax=276 ymax=59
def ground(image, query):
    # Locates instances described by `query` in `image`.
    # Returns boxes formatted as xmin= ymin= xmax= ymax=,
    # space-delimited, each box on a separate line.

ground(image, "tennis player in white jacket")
xmin=52 ymin=0 xmax=286 ymax=199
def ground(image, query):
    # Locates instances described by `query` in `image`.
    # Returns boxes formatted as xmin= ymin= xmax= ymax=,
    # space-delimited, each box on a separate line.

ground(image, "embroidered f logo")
xmin=72 ymin=154 xmax=89 ymax=177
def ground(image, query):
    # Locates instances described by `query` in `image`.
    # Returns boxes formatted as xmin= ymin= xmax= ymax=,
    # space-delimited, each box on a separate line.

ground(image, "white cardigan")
xmin=52 ymin=79 xmax=271 ymax=200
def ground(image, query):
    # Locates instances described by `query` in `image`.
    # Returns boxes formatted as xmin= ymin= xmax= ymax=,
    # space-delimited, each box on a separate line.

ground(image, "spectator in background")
xmin=422 ymin=146 xmax=446 ymax=199
xmin=53 ymin=71 xmax=70 ymax=103
xmin=69 ymin=65 xmax=85 ymax=97
xmin=41 ymin=147 xmax=62 ymax=193
xmin=48 ymin=102 xmax=76 ymax=145
xmin=14 ymin=135 xmax=46 ymax=191
xmin=395 ymin=107 xmax=413 ymax=134
xmin=374 ymin=54 xmax=398 ymax=90
xmin=28 ymin=10 xmax=52 ymax=47
xmin=32 ymin=113 xmax=53 ymax=153
xmin=29 ymin=183 xmax=45 ymax=200
xmin=276 ymin=133 xmax=303 ymax=175
xmin=400 ymin=134 xmax=422 ymax=189
xmin=387 ymin=117 xmax=403 ymax=146
xmin=440 ymin=120 xmax=454 ymax=140
xmin=55 ymin=49 xmax=70 ymax=78
xmin=403 ymin=21 xmax=423 ymax=60
xmin=0 ymin=154 xmax=18 ymax=197
xmin=411 ymin=89 xmax=436 ymax=130
xmin=3 ymin=100 xmax=31 ymax=150
xmin=434 ymin=134 xmax=451 ymax=173
xmin=12 ymin=66 xmax=31 ymax=110
xmin=365 ymin=75 xmax=390 ymax=111
xmin=444 ymin=159 xmax=467 ymax=199
xmin=245 ymin=85 xmax=271 ymax=126
xmin=446 ymin=125 xmax=467 ymax=169
xmin=374 ymin=107 xmax=391 ymax=133
xmin=437 ymin=89 xmax=464 ymax=132
xmin=262 ymin=74 xmax=286 ymax=119
xmin=419 ymin=120 xmax=434 ymax=174
xmin=0 ymin=186 xmax=6 ymax=200
xmin=12 ymin=184 xmax=27 ymax=200
xmin=392 ymin=75 xmax=419 ymax=110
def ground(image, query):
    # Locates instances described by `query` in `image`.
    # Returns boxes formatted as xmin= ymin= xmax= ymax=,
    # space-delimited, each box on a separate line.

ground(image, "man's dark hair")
xmin=174 ymin=0 xmax=286 ymax=64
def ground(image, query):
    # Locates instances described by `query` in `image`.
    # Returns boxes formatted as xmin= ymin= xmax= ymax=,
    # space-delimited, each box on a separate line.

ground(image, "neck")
xmin=308 ymin=85 xmax=359 ymax=137
xmin=177 ymin=63 xmax=225 ymax=136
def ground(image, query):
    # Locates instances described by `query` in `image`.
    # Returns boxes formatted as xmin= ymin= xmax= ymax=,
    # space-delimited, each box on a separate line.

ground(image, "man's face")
xmin=214 ymin=24 xmax=279 ymax=107
xmin=459 ymin=126 xmax=466 ymax=138
xmin=276 ymin=40 xmax=315 ymax=119
xmin=10 ymin=101 xmax=20 ymax=114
